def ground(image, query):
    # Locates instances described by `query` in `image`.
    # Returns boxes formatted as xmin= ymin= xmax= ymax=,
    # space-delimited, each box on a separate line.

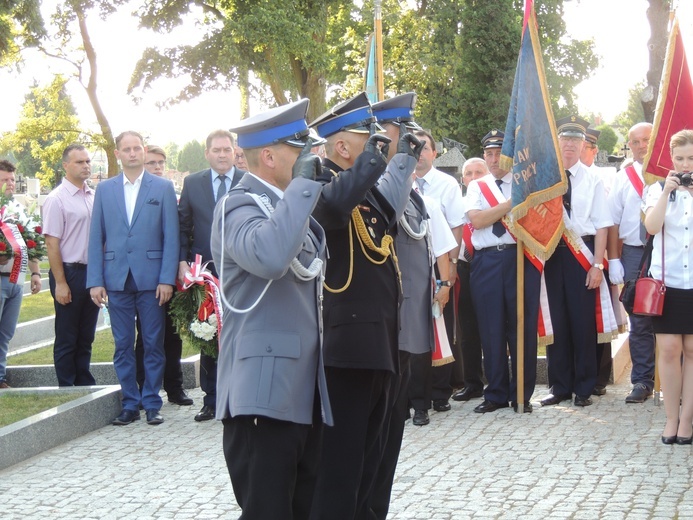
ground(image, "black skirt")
xmin=651 ymin=286 xmax=693 ymax=334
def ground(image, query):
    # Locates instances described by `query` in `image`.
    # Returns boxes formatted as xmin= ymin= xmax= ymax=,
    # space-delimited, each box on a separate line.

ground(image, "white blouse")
xmin=644 ymin=182 xmax=693 ymax=289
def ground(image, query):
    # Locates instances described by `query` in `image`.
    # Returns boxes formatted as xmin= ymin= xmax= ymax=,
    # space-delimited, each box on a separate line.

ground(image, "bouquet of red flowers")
xmin=2 ymin=200 xmax=47 ymax=261
xmin=169 ymin=256 xmax=224 ymax=359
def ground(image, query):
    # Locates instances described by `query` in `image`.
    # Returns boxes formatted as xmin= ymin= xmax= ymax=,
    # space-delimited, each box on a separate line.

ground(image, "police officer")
xmin=211 ymin=99 xmax=333 ymax=519
xmin=308 ymin=92 xmax=414 ymax=519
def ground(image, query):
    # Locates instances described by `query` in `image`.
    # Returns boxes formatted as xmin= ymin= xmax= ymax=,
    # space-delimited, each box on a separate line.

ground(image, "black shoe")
xmin=473 ymin=400 xmax=509 ymax=413
xmin=625 ymin=383 xmax=651 ymax=404
xmin=112 ymin=409 xmax=141 ymax=426
xmin=540 ymin=394 xmax=571 ymax=407
xmin=676 ymin=435 xmax=693 ymax=445
xmin=592 ymin=386 xmax=607 ymax=396
xmin=511 ymin=402 xmax=533 ymax=413
xmin=574 ymin=395 xmax=593 ymax=407
xmin=662 ymin=435 xmax=677 ymax=445
xmin=451 ymin=387 xmax=484 ymax=402
xmin=146 ymin=409 xmax=164 ymax=425
xmin=168 ymin=390 xmax=194 ymax=406
xmin=412 ymin=409 xmax=430 ymax=426
xmin=194 ymin=405 xmax=216 ymax=422
xmin=432 ymin=400 xmax=451 ymax=412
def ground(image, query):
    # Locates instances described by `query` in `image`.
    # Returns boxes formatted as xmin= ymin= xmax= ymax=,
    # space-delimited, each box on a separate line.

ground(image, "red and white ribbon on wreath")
xmin=181 ymin=254 xmax=224 ymax=346
xmin=0 ymin=221 xmax=26 ymax=284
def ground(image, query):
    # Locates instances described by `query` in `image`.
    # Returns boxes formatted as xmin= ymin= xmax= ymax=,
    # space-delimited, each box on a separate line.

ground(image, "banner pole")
xmin=516 ymin=239 xmax=525 ymax=413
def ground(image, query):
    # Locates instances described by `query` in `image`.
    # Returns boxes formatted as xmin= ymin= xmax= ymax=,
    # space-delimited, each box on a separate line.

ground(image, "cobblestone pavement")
xmin=2 ymin=371 xmax=693 ymax=519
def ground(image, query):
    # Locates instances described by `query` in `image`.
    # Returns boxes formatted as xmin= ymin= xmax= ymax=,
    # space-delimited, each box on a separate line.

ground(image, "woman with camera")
xmin=643 ymin=129 xmax=693 ymax=445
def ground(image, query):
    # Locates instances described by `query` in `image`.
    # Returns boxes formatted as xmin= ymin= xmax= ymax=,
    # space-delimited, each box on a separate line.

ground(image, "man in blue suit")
xmin=87 ymin=131 xmax=180 ymax=426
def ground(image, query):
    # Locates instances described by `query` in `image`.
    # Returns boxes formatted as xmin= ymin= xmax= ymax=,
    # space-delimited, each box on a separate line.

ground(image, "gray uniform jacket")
xmin=210 ymin=173 xmax=333 ymax=426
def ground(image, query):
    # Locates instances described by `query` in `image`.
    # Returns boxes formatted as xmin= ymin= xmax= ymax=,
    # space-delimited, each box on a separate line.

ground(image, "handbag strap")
xmin=637 ymin=234 xmax=655 ymax=278
xmin=661 ymin=223 xmax=665 ymax=285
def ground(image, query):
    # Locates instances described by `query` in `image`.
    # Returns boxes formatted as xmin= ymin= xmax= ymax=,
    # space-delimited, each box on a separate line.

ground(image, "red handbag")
xmin=633 ymin=227 xmax=666 ymax=317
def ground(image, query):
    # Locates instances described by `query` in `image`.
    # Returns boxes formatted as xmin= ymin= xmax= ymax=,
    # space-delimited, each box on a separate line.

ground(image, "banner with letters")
xmin=500 ymin=1 xmax=565 ymax=261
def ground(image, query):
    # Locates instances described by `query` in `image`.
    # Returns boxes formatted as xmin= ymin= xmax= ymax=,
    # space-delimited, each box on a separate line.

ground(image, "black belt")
xmin=0 ymin=272 xmax=9 ymax=277
xmin=479 ymin=244 xmax=517 ymax=252
xmin=623 ymin=244 xmax=645 ymax=249
xmin=557 ymin=235 xmax=594 ymax=247
xmin=63 ymin=262 xmax=87 ymax=269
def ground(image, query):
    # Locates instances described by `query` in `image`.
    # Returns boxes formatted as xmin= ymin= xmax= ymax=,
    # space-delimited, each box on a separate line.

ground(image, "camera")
xmin=674 ymin=172 xmax=693 ymax=187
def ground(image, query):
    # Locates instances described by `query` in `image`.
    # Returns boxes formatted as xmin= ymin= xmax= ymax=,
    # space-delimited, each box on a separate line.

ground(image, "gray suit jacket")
xmin=210 ymin=173 xmax=333 ymax=426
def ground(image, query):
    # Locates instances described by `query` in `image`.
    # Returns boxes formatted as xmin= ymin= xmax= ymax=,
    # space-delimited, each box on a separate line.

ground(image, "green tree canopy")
xmin=177 ymin=140 xmax=206 ymax=174
xmin=0 ymin=75 xmax=83 ymax=189
xmin=614 ymin=81 xmax=647 ymax=137
xmin=596 ymin=124 xmax=618 ymax=155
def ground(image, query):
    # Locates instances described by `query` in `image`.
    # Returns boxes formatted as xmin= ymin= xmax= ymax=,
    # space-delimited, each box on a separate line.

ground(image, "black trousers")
xmin=200 ymin=352 xmax=217 ymax=407
xmin=456 ymin=260 xmax=484 ymax=390
xmin=311 ymin=367 xmax=391 ymax=520
xmin=408 ymin=351 xmax=432 ymax=410
xmin=50 ymin=266 xmax=99 ymax=386
xmin=135 ymin=301 xmax=184 ymax=395
xmin=223 ymin=415 xmax=323 ymax=520
xmin=369 ymin=352 xmax=410 ymax=520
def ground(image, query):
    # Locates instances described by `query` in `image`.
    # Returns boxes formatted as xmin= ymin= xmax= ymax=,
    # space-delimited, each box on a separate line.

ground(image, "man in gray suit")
xmin=211 ymin=99 xmax=333 ymax=519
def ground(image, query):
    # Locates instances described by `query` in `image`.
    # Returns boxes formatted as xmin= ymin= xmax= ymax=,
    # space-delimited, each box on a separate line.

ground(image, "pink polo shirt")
xmin=42 ymin=178 xmax=94 ymax=264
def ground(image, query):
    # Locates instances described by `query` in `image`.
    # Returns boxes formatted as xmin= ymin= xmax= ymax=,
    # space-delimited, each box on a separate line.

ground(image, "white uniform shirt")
xmin=565 ymin=161 xmax=612 ymax=235
xmin=415 ymin=167 xmax=465 ymax=228
xmin=465 ymin=173 xmax=516 ymax=249
xmin=607 ymin=161 xmax=648 ymax=247
xmin=422 ymin=195 xmax=457 ymax=258
xmin=644 ymin=182 xmax=693 ymax=289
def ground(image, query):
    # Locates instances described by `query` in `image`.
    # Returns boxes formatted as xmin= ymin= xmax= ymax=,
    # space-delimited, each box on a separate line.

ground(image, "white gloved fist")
xmin=608 ymin=258 xmax=625 ymax=285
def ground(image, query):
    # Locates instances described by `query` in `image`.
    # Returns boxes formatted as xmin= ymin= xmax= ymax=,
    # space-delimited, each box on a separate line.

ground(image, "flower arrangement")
xmin=169 ymin=258 xmax=223 ymax=359
xmin=0 ymin=197 xmax=47 ymax=261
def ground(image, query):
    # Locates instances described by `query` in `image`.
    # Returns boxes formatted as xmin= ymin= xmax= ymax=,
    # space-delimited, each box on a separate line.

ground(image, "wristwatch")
xmin=439 ymin=280 xmax=452 ymax=287
xmin=592 ymin=263 xmax=604 ymax=271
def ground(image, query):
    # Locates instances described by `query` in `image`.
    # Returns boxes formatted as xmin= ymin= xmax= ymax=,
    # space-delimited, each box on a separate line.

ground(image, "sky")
xmin=0 ymin=0 xmax=692 ymax=146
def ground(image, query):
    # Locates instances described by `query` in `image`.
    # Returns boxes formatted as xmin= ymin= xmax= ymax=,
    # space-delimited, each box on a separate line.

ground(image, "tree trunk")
xmin=76 ymin=8 xmax=117 ymax=177
xmin=239 ymin=66 xmax=250 ymax=120
xmin=642 ymin=0 xmax=671 ymax=122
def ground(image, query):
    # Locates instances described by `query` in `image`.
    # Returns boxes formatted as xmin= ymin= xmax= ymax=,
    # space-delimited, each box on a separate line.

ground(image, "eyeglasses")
xmin=145 ymin=160 xmax=166 ymax=167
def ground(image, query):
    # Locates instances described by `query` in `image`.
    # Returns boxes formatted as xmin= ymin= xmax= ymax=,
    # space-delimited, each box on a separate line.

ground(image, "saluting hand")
xmin=398 ymin=133 xmax=425 ymax=161
xmin=364 ymin=134 xmax=392 ymax=163
xmin=292 ymin=138 xmax=322 ymax=181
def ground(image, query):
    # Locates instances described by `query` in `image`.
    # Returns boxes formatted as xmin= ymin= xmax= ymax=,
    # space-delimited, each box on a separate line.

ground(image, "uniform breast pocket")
xmin=234 ymin=332 xmax=301 ymax=411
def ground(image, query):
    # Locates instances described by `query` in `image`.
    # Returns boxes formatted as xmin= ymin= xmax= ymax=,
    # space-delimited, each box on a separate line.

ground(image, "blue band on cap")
xmin=237 ymin=119 xmax=308 ymax=149
xmin=316 ymin=107 xmax=374 ymax=137
xmin=373 ymin=107 xmax=413 ymax=123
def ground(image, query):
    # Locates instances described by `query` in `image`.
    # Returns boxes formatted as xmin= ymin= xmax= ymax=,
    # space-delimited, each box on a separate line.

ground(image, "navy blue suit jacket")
xmin=178 ymin=167 xmax=245 ymax=273
xmin=87 ymin=171 xmax=180 ymax=292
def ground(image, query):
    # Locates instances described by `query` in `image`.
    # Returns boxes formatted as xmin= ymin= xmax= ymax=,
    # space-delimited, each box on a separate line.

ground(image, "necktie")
xmin=492 ymin=179 xmax=505 ymax=238
xmin=216 ymin=175 xmax=227 ymax=203
xmin=563 ymin=170 xmax=572 ymax=217
xmin=639 ymin=219 xmax=649 ymax=245
xmin=415 ymin=178 xmax=425 ymax=195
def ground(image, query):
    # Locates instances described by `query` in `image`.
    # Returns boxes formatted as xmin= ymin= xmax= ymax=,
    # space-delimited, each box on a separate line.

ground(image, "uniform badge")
xmin=368 ymin=226 xmax=376 ymax=238
xmin=371 ymin=217 xmax=377 ymax=224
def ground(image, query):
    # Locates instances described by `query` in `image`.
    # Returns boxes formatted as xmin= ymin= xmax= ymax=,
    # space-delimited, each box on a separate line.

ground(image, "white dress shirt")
xmin=644 ymin=182 xmax=693 ymax=289
xmin=565 ymin=161 xmax=612 ymax=236
xmin=465 ymin=173 xmax=516 ymax=249
xmin=421 ymin=195 xmax=457 ymax=258
xmin=416 ymin=167 xmax=465 ymax=228
xmin=123 ymin=171 xmax=144 ymax=225
xmin=607 ymin=161 xmax=648 ymax=246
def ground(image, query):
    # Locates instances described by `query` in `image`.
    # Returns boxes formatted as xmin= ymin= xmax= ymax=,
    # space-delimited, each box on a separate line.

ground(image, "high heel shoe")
xmin=662 ymin=435 xmax=677 ymax=445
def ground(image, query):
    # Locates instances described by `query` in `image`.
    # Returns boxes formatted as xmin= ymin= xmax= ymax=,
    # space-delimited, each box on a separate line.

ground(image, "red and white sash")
xmin=561 ymin=218 xmax=620 ymax=343
xmin=478 ymin=180 xmax=554 ymax=345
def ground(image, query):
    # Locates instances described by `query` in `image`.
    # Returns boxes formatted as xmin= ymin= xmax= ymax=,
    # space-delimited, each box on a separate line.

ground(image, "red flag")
xmin=643 ymin=17 xmax=693 ymax=184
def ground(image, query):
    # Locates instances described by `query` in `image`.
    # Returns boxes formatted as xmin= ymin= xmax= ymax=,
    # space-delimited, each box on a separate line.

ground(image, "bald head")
xmin=628 ymin=122 xmax=653 ymax=164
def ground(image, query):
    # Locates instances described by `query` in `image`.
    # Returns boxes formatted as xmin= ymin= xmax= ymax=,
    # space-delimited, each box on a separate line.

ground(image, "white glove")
xmin=608 ymin=258 xmax=625 ymax=285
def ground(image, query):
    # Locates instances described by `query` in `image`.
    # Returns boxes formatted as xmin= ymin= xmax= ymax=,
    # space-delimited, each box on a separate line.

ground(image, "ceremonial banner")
xmin=364 ymin=33 xmax=378 ymax=103
xmin=643 ymin=17 xmax=693 ymax=184
xmin=500 ymin=1 xmax=565 ymax=260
